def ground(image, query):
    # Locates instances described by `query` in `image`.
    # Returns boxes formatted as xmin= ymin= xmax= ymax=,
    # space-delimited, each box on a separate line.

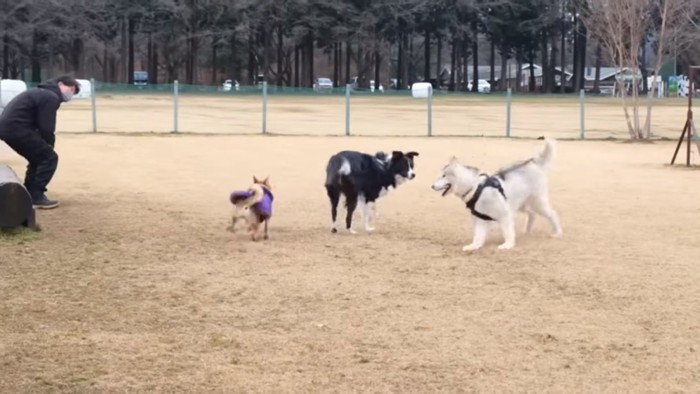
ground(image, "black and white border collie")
xmin=324 ymin=150 xmax=419 ymax=233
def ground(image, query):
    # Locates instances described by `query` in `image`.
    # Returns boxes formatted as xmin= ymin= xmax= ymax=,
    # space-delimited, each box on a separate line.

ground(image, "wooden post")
xmin=0 ymin=164 xmax=37 ymax=230
xmin=671 ymin=66 xmax=700 ymax=166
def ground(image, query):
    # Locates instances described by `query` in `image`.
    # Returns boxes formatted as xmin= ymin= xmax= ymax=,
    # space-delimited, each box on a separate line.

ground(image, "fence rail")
xmin=42 ymin=79 xmax=694 ymax=139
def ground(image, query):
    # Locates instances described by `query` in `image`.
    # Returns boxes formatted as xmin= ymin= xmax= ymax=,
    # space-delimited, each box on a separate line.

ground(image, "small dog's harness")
xmin=465 ymin=175 xmax=506 ymax=221
xmin=230 ymin=187 xmax=274 ymax=220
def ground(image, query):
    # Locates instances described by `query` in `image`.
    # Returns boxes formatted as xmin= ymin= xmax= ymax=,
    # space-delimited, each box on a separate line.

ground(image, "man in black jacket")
xmin=0 ymin=75 xmax=80 ymax=209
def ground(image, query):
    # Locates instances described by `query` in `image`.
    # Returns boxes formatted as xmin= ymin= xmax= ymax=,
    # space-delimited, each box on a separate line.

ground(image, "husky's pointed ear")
xmin=253 ymin=176 xmax=260 ymax=183
xmin=391 ymin=151 xmax=403 ymax=160
xmin=406 ymin=151 xmax=419 ymax=158
xmin=263 ymin=176 xmax=270 ymax=184
xmin=449 ymin=155 xmax=459 ymax=163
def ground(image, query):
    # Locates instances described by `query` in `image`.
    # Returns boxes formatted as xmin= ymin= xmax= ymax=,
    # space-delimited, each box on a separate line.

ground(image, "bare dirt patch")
xmin=1 ymin=134 xmax=699 ymax=392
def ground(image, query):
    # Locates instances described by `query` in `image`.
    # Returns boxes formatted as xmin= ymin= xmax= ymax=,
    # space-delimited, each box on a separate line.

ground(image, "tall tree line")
xmin=0 ymin=0 xmax=693 ymax=92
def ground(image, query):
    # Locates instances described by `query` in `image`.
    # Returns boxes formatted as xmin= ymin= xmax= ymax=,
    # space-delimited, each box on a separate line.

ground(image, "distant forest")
xmin=1 ymin=0 xmax=699 ymax=92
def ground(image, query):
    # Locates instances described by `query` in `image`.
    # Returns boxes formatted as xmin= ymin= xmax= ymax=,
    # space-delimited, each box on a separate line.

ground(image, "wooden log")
xmin=0 ymin=164 xmax=36 ymax=229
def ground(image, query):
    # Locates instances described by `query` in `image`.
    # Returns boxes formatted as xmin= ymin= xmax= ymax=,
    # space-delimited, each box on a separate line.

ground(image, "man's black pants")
xmin=0 ymin=131 xmax=58 ymax=199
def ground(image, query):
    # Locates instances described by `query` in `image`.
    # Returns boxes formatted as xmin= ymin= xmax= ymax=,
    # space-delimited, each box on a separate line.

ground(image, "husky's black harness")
xmin=465 ymin=175 xmax=506 ymax=221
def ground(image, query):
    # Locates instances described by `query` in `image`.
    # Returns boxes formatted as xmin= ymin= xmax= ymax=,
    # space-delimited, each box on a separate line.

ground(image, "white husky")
xmin=431 ymin=138 xmax=563 ymax=251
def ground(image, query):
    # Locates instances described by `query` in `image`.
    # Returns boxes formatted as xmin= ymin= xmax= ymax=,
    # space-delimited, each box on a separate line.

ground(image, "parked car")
xmin=313 ymin=77 xmax=333 ymax=93
xmin=222 ymin=79 xmax=240 ymax=92
xmin=369 ymin=80 xmax=384 ymax=93
xmin=467 ymin=79 xmax=491 ymax=93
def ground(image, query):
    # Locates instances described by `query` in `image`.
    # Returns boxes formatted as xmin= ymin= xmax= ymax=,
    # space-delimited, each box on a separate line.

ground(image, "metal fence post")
xmin=345 ymin=84 xmax=351 ymax=136
xmin=262 ymin=81 xmax=268 ymax=134
xmin=644 ymin=89 xmax=652 ymax=139
xmin=90 ymin=78 xmax=97 ymax=133
xmin=506 ymin=88 xmax=512 ymax=137
xmin=173 ymin=80 xmax=179 ymax=133
xmin=428 ymin=85 xmax=433 ymax=136
xmin=580 ymin=89 xmax=585 ymax=139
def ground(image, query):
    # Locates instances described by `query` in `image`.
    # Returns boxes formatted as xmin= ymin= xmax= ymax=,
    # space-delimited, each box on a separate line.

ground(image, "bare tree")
xmin=582 ymin=0 xmax=697 ymax=139
xmin=642 ymin=0 xmax=698 ymax=137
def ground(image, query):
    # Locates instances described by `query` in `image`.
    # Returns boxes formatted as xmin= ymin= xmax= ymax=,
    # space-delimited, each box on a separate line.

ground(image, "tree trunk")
xmin=247 ymin=33 xmax=255 ymax=85
xmin=46 ymin=50 xmax=53 ymax=81
xmin=436 ymin=34 xmax=442 ymax=86
xmin=110 ymin=56 xmax=118 ymax=82
xmin=152 ymin=42 xmax=159 ymax=84
xmin=574 ymin=22 xmax=587 ymax=91
xmin=2 ymin=34 xmax=9 ymax=78
xmin=640 ymin=35 xmax=648 ymax=93
xmin=212 ymin=37 xmax=218 ymax=85
xmin=307 ymin=34 xmax=314 ymax=87
xmin=548 ymin=34 xmax=557 ymax=93
xmin=103 ymin=47 xmax=109 ymax=82
xmin=120 ymin=16 xmax=128 ymax=82
xmin=229 ymin=33 xmax=236 ymax=80
xmin=31 ymin=30 xmax=41 ymax=83
xmin=449 ymin=37 xmax=457 ymax=91
xmin=500 ymin=46 xmax=509 ymax=91
xmin=128 ymin=18 xmax=135 ymax=84
xmin=374 ymin=50 xmax=380 ymax=91
xmin=490 ymin=39 xmax=496 ymax=91
xmin=397 ymin=32 xmax=404 ymax=90
xmin=149 ymin=33 xmax=158 ymax=84
xmin=540 ymin=30 xmax=549 ymax=93
xmin=572 ymin=15 xmax=580 ymax=91
xmin=529 ymin=48 xmax=536 ymax=92
xmin=337 ymin=42 xmax=342 ymax=87
xmin=592 ymin=43 xmax=602 ymax=93
xmin=409 ymin=34 xmax=415 ymax=85
xmin=471 ymin=21 xmax=479 ymax=92
xmin=192 ymin=36 xmax=200 ymax=84
xmin=261 ymin=30 xmax=270 ymax=84
xmin=560 ymin=8 xmax=567 ymax=93
xmin=462 ymin=40 xmax=469 ymax=91
xmin=455 ymin=38 xmax=462 ymax=90
xmin=185 ymin=33 xmax=192 ymax=83
xmin=345 ymin=41 xmax=351 ymax=86
xmin=69 ymin=38 xmax=83 ymax=76
xmin=294 ymin=44 xmax=300 ymax=87
xmin=276 ymin=29 xmax=284 ymax=85
xmin=424 ymin=29 xmax=431 ymax=81
xmin=516 ymin=56 xmax=523 ymax=92
xmin=333 ymin=42 xmax=339 ymax=87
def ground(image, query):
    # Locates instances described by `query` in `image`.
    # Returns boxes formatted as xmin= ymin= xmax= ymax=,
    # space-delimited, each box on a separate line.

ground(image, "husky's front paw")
xmin=551 ymin=231 xmax=563 ymax=239
xmin=347 ymin=228 xmax=357 ymax=235
xmin=365 ymin=226 xmax=375 ymax=232
xmin=497 ymin=242 xmax=514 ymax=250
xmin=462 ymin=243 xmax=480 ymax=252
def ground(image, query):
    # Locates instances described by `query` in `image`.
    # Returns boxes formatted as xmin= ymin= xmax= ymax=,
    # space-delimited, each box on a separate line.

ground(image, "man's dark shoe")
xmin=32 ymin=194 xmax=60 ymax=209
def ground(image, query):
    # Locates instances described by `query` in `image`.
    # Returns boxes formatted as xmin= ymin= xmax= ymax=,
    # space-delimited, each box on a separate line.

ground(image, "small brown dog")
xmin=227 ymin=176 xmax=274 ymax=241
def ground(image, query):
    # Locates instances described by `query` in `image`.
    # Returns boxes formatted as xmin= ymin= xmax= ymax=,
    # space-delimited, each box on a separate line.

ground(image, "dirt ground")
xmin=55 ymin=92 xmax=692 ymax=139
xmin=1 ymin=130 xmax=699 ymax=392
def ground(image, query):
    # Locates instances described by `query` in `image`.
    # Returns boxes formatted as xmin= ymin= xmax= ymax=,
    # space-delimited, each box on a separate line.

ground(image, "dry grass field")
xmin=55 ymin=92 xmax=693 ymax=139
xmin=1 ymin=94 xmax=700 ymax=392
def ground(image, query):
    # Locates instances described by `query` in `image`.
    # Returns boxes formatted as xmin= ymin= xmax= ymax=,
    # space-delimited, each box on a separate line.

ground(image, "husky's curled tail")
xmin=533 ymin=137 xmax=556 ymax=170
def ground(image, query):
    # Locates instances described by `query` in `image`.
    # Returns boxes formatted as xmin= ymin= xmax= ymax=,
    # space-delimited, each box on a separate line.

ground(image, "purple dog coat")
xmin=230 ymin=187 xmax=274 ymax=219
